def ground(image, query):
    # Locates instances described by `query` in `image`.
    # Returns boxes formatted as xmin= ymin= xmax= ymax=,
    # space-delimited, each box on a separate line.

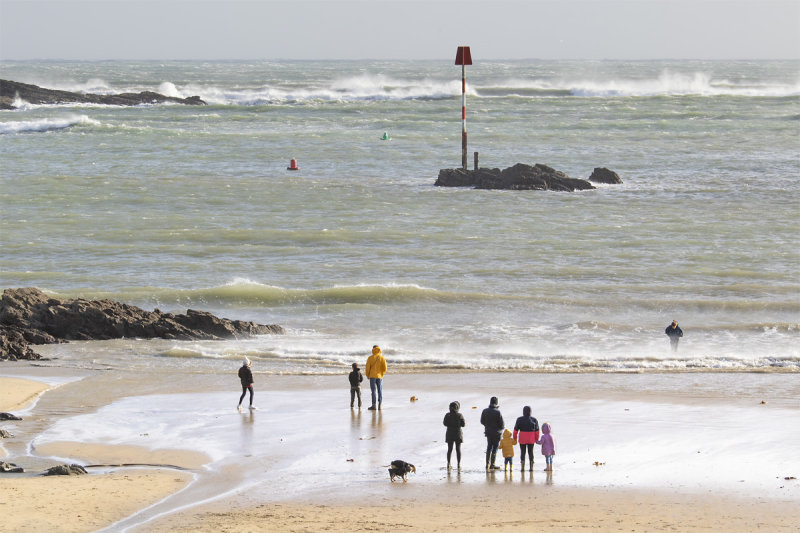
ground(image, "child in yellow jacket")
xmin=499 ymin=428 xmax=517 ymax=470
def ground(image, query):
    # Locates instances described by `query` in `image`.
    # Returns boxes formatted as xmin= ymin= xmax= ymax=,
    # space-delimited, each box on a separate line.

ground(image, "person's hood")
xmin=523 ymin=405 xmax=531 ymax=417
xmin=372 ymin=346 xmax=382 ymax=356
xmin=489 ymin=396 xmax=499 ymax=408
xmin=243 ymin=356 xmax=251 ymax=367
xmin=503 ymin=428 xmax=512 ymax=439
xmin=449 ymin=401 xmax=460 ymax=413
xmin=542 ymin=423 xmax=551 ymax=434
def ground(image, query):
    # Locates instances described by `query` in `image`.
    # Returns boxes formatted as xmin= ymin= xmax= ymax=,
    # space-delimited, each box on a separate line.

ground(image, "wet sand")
xmin=1 ymin=372 xmax=798 ymax=532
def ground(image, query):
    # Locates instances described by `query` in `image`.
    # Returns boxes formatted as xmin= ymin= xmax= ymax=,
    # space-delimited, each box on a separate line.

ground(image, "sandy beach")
xmin=1 ymin=370 xmax=798 ymax=532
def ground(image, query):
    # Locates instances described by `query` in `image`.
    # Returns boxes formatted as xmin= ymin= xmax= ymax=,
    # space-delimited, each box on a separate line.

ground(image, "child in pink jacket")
xmin=536 ymin=422 xmax=555 ymax=471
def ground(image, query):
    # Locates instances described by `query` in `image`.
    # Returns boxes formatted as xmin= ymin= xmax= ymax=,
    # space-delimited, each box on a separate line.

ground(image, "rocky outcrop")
xmin=589 ymin=167 xmax=623 ymax=184
xmin=0 ymin=79 xmax=206 ymax=109
xmin=0 ymin=288 xmax=284 ymax=361
xmin=436 ymin=163 xmax=596 ymax=191
xmin=0 ymin=461 xmax=24 ymax=473
xmin=43 ymin=464 xmax=88 ymax=476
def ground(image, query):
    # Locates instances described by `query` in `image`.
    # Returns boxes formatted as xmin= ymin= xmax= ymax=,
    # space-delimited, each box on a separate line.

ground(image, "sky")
xmin=1 ymin=0 xmax=798 ymax=61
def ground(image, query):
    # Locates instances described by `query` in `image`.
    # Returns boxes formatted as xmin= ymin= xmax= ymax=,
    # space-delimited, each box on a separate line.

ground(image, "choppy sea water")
xmin=1 ymin=60 xmax=798 ymax=373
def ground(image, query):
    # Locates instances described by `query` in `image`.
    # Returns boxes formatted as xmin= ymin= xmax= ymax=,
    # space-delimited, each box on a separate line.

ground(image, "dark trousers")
xmin=239 ymin=384 xmax=253 ymax=406
xmin=350 ymin=386 xmax=362 ymax=407
xmin=520 ymin=443 xmax=534 ymax=464
xmin=447 ymin=441 xmax=462 ymax=465
xmin=485 ymin=434 xmax=500 ymax=455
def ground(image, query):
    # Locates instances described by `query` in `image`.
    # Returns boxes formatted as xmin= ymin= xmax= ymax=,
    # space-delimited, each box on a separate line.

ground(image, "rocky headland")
xmin=435 ymin=163 xmax=622 ymax=191
xmin=0 ymin=79 xmax=206 ymax=110
xmin=0 ymin=288 xmax=283 ymax=361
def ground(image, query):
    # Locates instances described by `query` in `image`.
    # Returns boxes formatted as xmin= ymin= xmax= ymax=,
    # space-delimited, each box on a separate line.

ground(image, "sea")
xmin=1 ymin=59 xmax=798 ymax=375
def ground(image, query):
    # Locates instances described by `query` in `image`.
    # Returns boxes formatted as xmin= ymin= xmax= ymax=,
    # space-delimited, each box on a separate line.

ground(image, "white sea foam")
xmin=0 ymin=114 xmax=99 ymax=134
xmin=480 ymin=70 xmax=800 ymax=98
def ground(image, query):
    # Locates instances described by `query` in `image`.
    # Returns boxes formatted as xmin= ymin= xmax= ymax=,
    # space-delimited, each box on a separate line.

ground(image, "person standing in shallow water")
xmin=443 ymin=401 xmax=465 ymax=471
xmin=237 ymin=357 xmax=255 ymax=411
xmin=348 ymin=362 xmax=363 ymax=409
xmin=513 ymin=405 xmax=540 ymax=471
xmin=665 ymin=320 xmax=683 ymax=352
xmin=480 ymin=396 xmax=504 ymax=471
xmin=365 ymin=345 xmax=387 ymax=410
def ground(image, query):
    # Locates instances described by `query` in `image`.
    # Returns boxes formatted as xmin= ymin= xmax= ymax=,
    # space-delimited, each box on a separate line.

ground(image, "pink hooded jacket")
xmin=536 ymin=423 xmax=555 ymax=456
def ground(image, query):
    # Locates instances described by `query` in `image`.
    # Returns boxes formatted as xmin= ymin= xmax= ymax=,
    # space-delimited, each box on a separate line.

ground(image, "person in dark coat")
xmin=443 ymin=400 xmax=465 ymax=471
xmin=348 ymin=362 xmax=363 ymax=409
xmin=513 ymin=405 xmax=540 ymax=471
xmin=665 ymin=320 xmax=683 ymax=352
xmin=480 ymin=396 xmax=504 ymax=471
xmin=237 ymin=356 xmax=255 ymax=411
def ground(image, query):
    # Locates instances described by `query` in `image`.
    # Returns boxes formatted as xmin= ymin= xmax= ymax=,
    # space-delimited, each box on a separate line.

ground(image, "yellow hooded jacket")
xmin=500 ymin=428 xmax=517 ymax=458
xmin=365 ymin=346 xmax=387 ymax=379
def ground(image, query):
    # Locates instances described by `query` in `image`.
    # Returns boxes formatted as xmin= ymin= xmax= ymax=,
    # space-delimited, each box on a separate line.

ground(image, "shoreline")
xmin=0 ymin=371 xmax=798 ymax=532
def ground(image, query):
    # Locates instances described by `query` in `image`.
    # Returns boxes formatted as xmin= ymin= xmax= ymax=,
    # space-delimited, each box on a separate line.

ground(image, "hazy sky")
xmin=1 ymin=0 xmax=798 ymax=61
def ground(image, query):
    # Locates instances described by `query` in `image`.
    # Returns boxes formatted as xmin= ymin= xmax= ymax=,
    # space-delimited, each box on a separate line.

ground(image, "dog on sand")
xmin=388 ymin=460 xmax=416 ymax=482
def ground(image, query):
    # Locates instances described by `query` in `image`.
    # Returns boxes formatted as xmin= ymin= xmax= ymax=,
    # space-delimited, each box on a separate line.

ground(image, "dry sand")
xmin=1 ymin=376 xmax=52 ymax=457
xmin=0 ymin=469 xmax=193 ymax=533
xmin=144 ymin=486 xmax=799 ymax=532
xmin=0 ymin=376 xmax=50 ymax=412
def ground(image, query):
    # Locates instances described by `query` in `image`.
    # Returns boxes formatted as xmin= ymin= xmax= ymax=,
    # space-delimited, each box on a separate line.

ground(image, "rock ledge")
xmin=1 ymin=79 xmax=206 ymax=110
xmin=0 ymin=288 xmax=283 ymax=361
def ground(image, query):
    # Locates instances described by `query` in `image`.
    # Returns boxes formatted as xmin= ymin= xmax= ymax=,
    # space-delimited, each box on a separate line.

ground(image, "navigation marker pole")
xmin=455 ymin=46 xmax=472 ymax=170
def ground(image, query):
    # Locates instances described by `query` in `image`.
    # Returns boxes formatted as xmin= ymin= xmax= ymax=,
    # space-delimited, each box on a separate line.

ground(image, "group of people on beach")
xmin=237 ymin=327 xmax=683 ymax=470
xmin=445 ymin=396 xmax=555 ymax=473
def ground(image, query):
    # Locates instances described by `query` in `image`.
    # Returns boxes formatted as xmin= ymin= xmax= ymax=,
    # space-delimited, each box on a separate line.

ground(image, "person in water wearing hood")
xmin=480 ymin=396 xmax=504 ymax=470
xmin=499 ymin=428 xmax=517 ymax=471
xmin=665 ymin=320 xmax=683 ymax=352
xmin=365 ymin=345 xmax=387 ymax=410
xmin=443 ymin=400 xmax=465 ymax=471
xmin=348 ymin=362 xmax=363 ymax=409
xmin=513 ymin=405 xmax=540 ymax=471
xmin=536 ymin=422 xmax=556 ymax=471
xmin=237 ymin=357 xmax=255 ymax=411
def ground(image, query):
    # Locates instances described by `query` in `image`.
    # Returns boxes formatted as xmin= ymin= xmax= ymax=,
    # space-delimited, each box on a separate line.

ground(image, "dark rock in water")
xmin=436 ymin=163 xmax=595 ymax=191
xmin=0 ymin=79 xmax=206 ymax=109
xmin=43 ymin=464 xmax=88 ymax=476
xmin=0 ymin=287 xmax=284 ymax=361
xmin=0 ymin=327 xmax=49 ymax=361
xmin=0 ymin=428 xmax=14 ymax=438
xmin=0 ymin=461 xmax=24 ymax=473
xmin=589 ymin=167 xmax=623 ymax=184
xmin=0 ymin=413 xmax=22 ymax=421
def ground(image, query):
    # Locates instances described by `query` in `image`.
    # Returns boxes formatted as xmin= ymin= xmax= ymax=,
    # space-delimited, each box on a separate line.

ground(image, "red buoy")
xmin=287 ymin=158 xmax=299 ymax=171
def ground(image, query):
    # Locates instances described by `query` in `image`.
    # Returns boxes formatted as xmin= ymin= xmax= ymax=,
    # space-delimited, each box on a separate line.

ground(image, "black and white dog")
xmin=388 ymin=460 xmax=416 ymax=482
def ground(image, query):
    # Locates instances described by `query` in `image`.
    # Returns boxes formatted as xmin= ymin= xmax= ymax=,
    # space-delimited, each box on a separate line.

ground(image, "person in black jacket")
xmin=513 ymin=405 xmax=540 ymax=471
xmin=443 ymin=401 xmax=465 ymax=471
xmin=237 ymin=357 xmax=255 ymax=411
xmin=349 ymin=362 xmax=364 ymax=409
xmin=665 ymin=320 xmax=683 ymax=352
xmin=480 ymin=396 xmax=504 ymax=471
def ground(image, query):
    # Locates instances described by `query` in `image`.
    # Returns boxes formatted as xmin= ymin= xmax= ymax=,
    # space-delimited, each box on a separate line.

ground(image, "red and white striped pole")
xmin=455 ymin=46 xmax=472 ymax=170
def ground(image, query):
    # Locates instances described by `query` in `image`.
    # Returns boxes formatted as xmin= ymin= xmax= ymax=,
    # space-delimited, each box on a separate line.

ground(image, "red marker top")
xmin=455 ymin=46 xmax=472 ymax=66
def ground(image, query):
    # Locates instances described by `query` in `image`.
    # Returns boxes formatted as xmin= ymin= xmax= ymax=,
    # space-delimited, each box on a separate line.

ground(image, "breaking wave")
xmin=48 ymin=279 xmax=496 ymax=308
xmin=0 ymin=114 xmax=99 ymax=134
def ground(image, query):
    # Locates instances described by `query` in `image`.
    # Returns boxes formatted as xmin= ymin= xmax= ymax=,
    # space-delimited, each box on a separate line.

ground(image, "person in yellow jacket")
xmin=365 ymin=345 xmax=387 ymax=410
xmin=499 ymin=428 xmax=517 ymax=471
